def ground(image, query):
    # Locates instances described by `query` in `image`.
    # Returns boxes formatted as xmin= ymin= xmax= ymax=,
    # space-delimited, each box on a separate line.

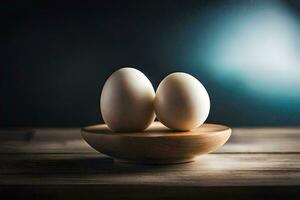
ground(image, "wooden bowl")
xmin=81 ymin=122 xmax=231 ymax=164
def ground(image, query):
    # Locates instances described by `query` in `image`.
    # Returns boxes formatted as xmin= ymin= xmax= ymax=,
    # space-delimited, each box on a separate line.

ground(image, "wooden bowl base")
xmin=82 ymin=122 xmax=231 ymax=165
xmin=114 ymin=157 xmax=195 ymax=165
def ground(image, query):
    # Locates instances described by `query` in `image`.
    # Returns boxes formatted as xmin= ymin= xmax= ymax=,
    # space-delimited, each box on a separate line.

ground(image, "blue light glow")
xmin=196 ymin=1 xmax=300 ymax=99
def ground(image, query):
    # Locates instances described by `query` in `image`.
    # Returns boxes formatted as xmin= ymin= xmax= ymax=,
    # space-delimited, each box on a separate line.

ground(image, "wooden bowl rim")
xmin=81 ymin=122 xmax=231 ymax=138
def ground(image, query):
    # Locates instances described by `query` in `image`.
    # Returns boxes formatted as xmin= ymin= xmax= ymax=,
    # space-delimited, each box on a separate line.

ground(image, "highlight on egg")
xmin=154 ymin=72 xmax=210 ymax=131
xmin=100 ymin=67 xmax=156 ymax=132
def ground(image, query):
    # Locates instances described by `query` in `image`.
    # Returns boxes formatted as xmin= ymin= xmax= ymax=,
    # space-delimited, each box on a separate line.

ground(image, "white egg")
xmin=100 ymin=67 xmax=155 ymax=132
xmin=154 ymin=72 xmax=210 ymax=131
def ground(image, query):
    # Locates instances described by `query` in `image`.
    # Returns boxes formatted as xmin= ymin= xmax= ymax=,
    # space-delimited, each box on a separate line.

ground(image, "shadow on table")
xmin=2 ymin=155 xmax=203 ymax=175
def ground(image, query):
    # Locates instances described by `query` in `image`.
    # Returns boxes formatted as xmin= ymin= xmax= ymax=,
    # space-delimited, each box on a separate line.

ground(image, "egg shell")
xmin=154 ymin=72 xmax=210 ymax=131
xmin=100 ymin=67 xmax=155 ymax=132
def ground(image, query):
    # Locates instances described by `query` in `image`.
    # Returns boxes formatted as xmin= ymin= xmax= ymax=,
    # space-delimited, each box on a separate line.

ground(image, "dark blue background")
xmin=1 ymin=0 xmax=300 ymax=127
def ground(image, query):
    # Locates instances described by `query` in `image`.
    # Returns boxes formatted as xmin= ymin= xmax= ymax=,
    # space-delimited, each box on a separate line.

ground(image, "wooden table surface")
xmin=0 ymin=127 xmax=299 ymax=199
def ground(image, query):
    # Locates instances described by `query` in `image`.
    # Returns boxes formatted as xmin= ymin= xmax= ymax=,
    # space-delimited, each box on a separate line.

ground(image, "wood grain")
xmin=81 ymin=122 xmax=231 ymax=164
xmin=0 ymin=126 xmax=300 ymax=199
xmin=0 ymin=154 xmax=300 ymax=186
